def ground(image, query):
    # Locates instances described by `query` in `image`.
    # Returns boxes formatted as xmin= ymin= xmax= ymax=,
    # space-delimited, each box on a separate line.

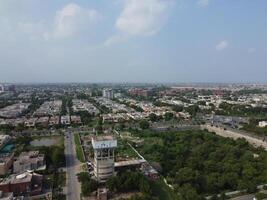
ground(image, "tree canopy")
xmin=133 ymin=130 xmax=267 ymax=197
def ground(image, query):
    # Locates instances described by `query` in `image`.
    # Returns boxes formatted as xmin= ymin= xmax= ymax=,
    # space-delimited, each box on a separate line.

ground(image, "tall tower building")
xmin=92 ymin=135 xmax=117 ymax=182
xmin=102 ymin=89 xmax=114 ymax=99
xmin=0 ymin=85 xmax=4 ymax=93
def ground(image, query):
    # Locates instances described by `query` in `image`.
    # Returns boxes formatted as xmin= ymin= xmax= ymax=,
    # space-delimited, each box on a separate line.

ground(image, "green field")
xmin=116 ymin=138 xmax=140 ymax=160
xmin=74 ymin=133 xmax=85 ymax=163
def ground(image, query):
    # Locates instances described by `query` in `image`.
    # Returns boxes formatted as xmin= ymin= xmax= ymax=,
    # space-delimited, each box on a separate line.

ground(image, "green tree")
xmin=172 ymin=105 xmax=183 ymax=112
xmin=139 ymin=120 xmax=149 ymax=129
xmin=185 ymin=105 xmax=199 ymax=117
xmin=149 ymin=113 xmax=159 ymax=122
xmin=178 ymin=184 xmax=203 ymax=200
xmin=51 ymin=147 xmax=64 ymax=167
xmin=164 ymin=112 xmax=174 ymax=121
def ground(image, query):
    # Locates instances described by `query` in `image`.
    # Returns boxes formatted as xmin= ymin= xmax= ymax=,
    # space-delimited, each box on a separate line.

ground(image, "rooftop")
xmin=92 ymin=135 xmax=115 ymax=142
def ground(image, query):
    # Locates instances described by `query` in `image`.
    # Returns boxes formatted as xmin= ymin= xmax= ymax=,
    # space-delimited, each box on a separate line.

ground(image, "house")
xmin=70 ymin=116 xmax=82 ymax=124
xmin=259 ymin=121 xmax=267 ymax=128
xmin=13 ymin=151 xmax=45 ymax=174
xmin=36 ymin=117 xmax=49 ymax=127
xmin=24 ymin=118 xmax=37 ymax=128
xmin=60 ymin=115 xmax=70 ymax=125
xmin=140 ymin=163 xmax=159 ymax=180
xmin=49 ymin=116 xmax=60 ymax=126
xmin=0 ymin=153 xmax=14 ymax=175
xmin=0 ymin=191 xmax=14 ymax=200
xmin=0 ymin=172 xmax=43 ymax=196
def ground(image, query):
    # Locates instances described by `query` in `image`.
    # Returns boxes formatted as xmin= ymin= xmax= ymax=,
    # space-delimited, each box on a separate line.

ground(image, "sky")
xmin=0 ymin=0 xmax=267 ymax=83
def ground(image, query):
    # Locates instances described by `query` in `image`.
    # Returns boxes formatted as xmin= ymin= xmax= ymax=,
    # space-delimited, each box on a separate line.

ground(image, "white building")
xmin=114 ymin=93 xmax=122 ymax=98
xmin=102 ymin=89 xmax=114 ymax=99
xmin=0 ymin=85 xmax=4 ymax=93
xmin=61 ymin=115 xmax=70 ymax=125
xmin=92 ymin=135 xmax=117 ymax=182
xmin=259 ymin=121 xmax=267 ymax=128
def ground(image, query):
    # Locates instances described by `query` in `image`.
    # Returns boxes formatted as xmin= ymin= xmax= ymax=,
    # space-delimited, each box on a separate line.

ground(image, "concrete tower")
xmin=92 ymin=135 xmax=117 ymax=182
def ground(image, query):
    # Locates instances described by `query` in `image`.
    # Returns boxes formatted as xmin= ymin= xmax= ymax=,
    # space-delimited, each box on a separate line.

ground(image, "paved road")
xmin=65 ymin=132 xmax=81 ymax=200
xmin=231 ymin=194 xmax=255 ymax=200
xmin=203 ymin=125 xmax=267 ymax=150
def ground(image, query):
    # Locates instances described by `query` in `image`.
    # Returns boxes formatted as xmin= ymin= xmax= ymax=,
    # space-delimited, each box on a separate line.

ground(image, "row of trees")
xmin=217 ymin=102 xmax=267 ymax=117
xmin=61 ymin=96 xmax=73 ymax=115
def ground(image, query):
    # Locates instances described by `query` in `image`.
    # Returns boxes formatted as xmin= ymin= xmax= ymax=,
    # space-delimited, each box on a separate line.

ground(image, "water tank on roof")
xmin=16 ymin=173 xmax=27 ymax=179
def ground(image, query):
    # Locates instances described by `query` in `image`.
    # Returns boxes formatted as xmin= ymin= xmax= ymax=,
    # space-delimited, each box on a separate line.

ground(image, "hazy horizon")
xmin=1 ymin=0 xmax=267 ymax=83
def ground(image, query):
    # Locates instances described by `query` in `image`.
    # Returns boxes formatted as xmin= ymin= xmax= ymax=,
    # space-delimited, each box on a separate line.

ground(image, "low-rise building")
xmin=129 ymin=88 xmax=154 ymax=98
xmin=24 ymin=118 xmax=37 ymax=128
xmin=0 ymin=172 xmax=43 ymax=196
xmin=0 ymin=191 xmax=14 ymax=200
xmin=61 ymin=115 xmax=70 ymax=125
xmin=140 ymin=163 xmax=158 ymax=180
xmin=36 ymin=117 xmax=49 ymax=127
xmin=13 ymin=151 xmax=45 ymax=174
xmin=0 ymin=119 xmax=6 ymax=126
xmin=0 ymin=153 xmax=14 ymax=175
xmin=97 ymin=188 xmax=108 ymax=200
xmin=49 ymin=116 xmax=60 ymax=126
xmin=70 ymin=115 xmax=81 ymax=124
xmin=259 ymin=121 xmax=267 ymax=128
xmin=12 ymin=118 xmax=25 ymax=127
xmin=72 ymin=99 xmax=99 ymax=116
xmin=0 ymin=103 xmax=30 ymax=118
xmin=34 ymin=100 xmax=62 ymax=117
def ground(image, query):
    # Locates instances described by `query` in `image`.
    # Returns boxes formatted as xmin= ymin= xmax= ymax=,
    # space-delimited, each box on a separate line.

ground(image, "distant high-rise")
xmin=0 ymin=85 xmax=4 ymax=93
xmin=8 ymin=85 xmax=16 ymax=92
xmin=102 ymin=89 xmax=114 ymax=99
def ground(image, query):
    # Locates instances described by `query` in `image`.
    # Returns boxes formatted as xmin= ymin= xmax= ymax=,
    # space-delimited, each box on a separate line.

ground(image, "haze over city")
xmin=1 ymin=1 xmax=267 ymax=200
xmin=1 ymin=0 xmax=267 ymax=83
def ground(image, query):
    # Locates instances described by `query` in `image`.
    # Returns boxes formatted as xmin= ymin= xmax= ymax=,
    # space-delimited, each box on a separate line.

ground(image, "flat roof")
xmin=92 ymin=135 xmax=115 ymax=141
xmin=92 ymin=135 xmax=117 ymax=149
xmin=115 ymin=159 xmax=145 ymax=167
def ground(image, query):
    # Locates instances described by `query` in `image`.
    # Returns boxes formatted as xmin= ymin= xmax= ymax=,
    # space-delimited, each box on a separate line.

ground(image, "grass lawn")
xmin=74 ymin=133 xmax=85 ymax=163
xmin=116 ymin=138 xmax=140 ymax=160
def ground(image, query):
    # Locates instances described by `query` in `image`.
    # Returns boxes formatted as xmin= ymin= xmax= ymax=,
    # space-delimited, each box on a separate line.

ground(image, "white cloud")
xmin=48 ymin=3 xmax=100 ymax=39
xmin=216 ymin=40 xmax=229 ymax=51
xmin=0 ymin=3 xmax=101 ymax=41
xmin=105 ymin=0 xmax=173 ymax=45
xmin=114 ymin=0 xmax=172 ymax=37
xmin=197 ymin=0 xmax=210 ymax=7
